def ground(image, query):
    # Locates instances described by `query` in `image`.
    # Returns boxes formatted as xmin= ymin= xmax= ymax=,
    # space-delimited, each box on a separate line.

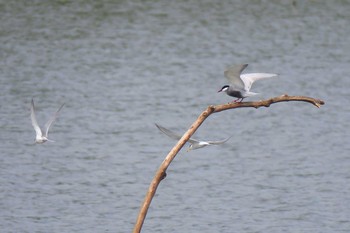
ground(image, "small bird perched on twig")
xmin=155 ymin=123 xmax=231 ymax=151
xmin=30 ymin=98 xmax=64 ymax=144
xmin=218 ymin=64 xmax=277 ymax=102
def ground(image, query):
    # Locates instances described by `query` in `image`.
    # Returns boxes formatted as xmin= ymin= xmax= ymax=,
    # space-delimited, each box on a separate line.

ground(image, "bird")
xmin=30 ymin=98 xmax=64 ymax=144
xmin=155 ymin=123 xmax=231 ymax=151
xmin=218 ymin=64 xmax=277 ymax=102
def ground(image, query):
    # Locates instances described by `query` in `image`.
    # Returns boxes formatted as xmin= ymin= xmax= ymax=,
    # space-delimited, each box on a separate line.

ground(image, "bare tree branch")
xmin=132 ymin=95 xmax=325 ymax=233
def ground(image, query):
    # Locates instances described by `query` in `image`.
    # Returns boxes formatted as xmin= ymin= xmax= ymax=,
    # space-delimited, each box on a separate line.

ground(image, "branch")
xmin=132 ymin=95 xmax=324 ymax=233
xmin=214 ymin=94 xmax=324 ymax=113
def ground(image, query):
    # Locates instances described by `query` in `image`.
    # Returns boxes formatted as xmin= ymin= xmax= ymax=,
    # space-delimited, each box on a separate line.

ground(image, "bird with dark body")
xmin=218 ymin=64 xmax=277 ymax=102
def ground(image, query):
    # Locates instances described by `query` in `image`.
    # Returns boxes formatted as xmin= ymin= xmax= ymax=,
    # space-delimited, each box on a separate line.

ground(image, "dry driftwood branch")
xmin=132 ymin=95 xmax=324 ymax=233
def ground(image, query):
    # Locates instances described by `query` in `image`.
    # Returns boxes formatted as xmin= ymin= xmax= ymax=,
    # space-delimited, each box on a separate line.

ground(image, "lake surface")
xmin=1 ymin=1 xmax=349 ymax=232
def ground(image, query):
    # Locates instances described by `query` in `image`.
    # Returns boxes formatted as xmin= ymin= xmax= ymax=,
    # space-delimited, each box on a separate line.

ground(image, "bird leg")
xmin=233 ymin=98 xmax=243 ymax=103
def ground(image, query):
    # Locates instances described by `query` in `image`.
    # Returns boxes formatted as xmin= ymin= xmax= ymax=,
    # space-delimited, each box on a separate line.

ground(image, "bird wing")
xmin=224 ymin=64 xmax=248 ymax=89
xmin=155 ymin=124 xmax=199 ymax=144
xmin=207 ymin=136 xmax=232 ymax=145
xmin=44 ymin=103 xmax=64 ymax=137
xmin=240 ymin=73 xmax=277 ymax=92
xmin=31 ymin=99 xmax=42 ymax=138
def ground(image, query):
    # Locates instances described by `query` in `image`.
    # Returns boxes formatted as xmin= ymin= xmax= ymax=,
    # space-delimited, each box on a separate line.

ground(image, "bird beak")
xmin=217 ymin=89 xmax=222 ymax=92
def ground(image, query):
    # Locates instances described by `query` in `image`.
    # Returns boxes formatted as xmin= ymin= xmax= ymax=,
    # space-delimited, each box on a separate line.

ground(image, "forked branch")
xmin=133 ymin=95 xmax=324 ymax=233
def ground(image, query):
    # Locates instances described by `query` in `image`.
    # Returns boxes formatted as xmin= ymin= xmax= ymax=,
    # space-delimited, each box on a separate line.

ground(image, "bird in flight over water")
xmin=155 ymin=123 xmax=231 ymax=151
xmin=218 ymin=64 xmax=277 ymax=102
xmin=30 ymin=98 xmax=64 ymax=144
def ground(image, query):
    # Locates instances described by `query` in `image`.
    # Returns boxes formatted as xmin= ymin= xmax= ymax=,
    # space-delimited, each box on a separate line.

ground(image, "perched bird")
xmin=218 ymin=64 xmax=277 ymax=102
xmin=30 ymin=98 xmax=64 ymax=144
xmin=155 ymin=123 xmax=231 ymax=151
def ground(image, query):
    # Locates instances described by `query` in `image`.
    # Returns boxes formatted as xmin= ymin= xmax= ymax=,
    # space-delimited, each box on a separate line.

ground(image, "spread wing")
xmin=207 ymin=136 xmax=232 ymax=145
xmin=44 ymin=103 xmax=64 ymax=137
xmin=31 ymin=99 xmax=42 ymax=138
xmin=224 ymin=64 xmax=248 ymax=89
xmin=155 ymin=124 xmax=199 ymax=144
xmin=240 ymin=73 xmax=277 ymax=92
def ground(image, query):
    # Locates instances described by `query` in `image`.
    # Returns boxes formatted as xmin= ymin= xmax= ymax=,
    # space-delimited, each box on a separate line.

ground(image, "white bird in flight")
xmin=155 ymin=123 xmax=231 ymax=151
xmin=30 ymin=98 xmax=64 ymax=144
xmin=218 ymin=64 xmax=277 ymax=102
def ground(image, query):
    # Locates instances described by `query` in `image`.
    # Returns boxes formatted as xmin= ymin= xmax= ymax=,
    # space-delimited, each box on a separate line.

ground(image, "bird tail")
xmin=244 ymin=91 xmax=259 ymax=97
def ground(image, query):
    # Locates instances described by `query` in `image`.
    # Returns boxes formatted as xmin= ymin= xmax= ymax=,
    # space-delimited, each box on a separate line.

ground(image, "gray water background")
xmin=1 ymin=0 xmax=349 ymax=232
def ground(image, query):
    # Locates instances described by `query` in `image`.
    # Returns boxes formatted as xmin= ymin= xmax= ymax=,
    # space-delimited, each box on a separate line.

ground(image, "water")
xmin=1 ymin=0 xmax=349 ymax=232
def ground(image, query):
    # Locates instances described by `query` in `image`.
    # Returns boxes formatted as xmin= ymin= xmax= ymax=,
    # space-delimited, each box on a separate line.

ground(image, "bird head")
xmin=187 ymin=144 xmax=194 ymax=152
xmin=218 ymin=85 xmax=229 ymax=93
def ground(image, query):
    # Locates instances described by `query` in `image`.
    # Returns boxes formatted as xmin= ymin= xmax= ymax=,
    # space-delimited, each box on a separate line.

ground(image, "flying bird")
xmin=30 ymin=98 xmax=64 ymax=144
xmin=218 ymin=64 xmax=277 ymax=102
xmin=155 ymin=123 xmax=231 ymax=151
